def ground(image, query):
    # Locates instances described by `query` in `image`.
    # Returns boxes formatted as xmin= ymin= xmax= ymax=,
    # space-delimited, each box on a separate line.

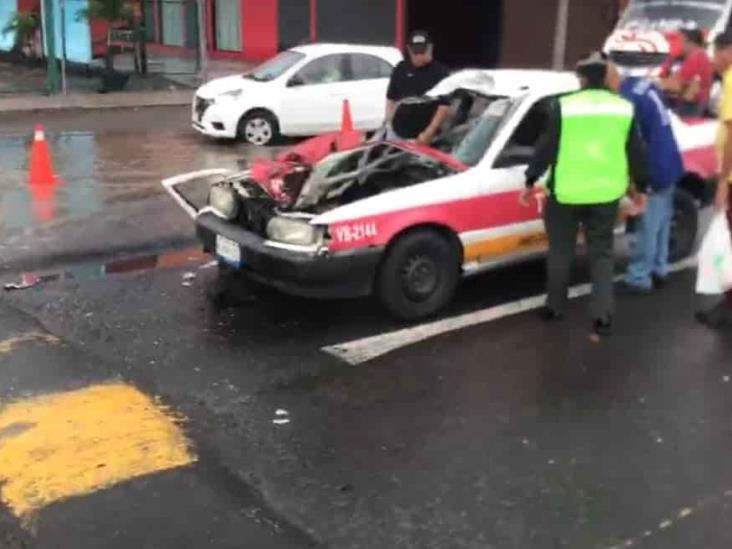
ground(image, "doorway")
xmin=405 ymin=0 xmax=503 ymax=69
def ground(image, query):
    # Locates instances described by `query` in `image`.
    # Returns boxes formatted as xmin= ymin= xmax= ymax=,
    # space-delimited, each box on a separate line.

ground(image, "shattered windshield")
xmin=619 ymin=0 xmax=726 ymax=31
xmin=452 ymin=98 xmax=514 ymax=167
xmin=244 ymin=51 xmax=306 ymax=82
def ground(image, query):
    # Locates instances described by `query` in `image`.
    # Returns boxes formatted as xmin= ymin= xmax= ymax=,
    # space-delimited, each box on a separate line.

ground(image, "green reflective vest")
xmin=554 ymin=89 xmax=634 ymax=205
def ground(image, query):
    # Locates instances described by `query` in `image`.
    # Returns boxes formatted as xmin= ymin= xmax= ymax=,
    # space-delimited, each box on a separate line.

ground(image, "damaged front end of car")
xmin=164 ymin=135 xmax=463 ymax=254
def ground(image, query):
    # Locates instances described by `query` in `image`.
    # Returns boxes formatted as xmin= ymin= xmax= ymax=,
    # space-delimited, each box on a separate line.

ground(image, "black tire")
xmin=237 ymin=110 xmax=280 ymax=146
xmin=669 ymin=188 xmax=698 ymax=262
xmin=377 ymin=229 xmax=461 ymax=321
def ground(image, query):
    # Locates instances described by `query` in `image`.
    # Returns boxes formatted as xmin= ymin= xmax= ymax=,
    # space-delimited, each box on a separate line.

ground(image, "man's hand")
xmin=631 ymin=192 xmax=648 ymax=216
xmin=518 ymin=188 xmax=534 ymax=207
xmin=416 ymin=129 xmax=434 ymax=145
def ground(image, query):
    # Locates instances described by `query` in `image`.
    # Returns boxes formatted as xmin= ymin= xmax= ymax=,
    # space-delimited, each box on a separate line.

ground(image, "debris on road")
xmin=272 ymin=409 xmax=290 ymax=425
xmin=4 ymin=274 xmax=43 ymax=291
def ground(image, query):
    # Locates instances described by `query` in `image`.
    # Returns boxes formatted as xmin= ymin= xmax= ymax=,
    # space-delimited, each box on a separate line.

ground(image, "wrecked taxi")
xmin=163 ymin=70 xmax=718 ymax=320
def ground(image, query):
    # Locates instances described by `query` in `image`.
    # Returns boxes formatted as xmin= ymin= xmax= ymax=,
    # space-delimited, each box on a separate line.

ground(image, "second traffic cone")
xmin=340 ymin=99 xmax=354 ymax=133
xmin=336 ymin=99 xmax=361 ymax=150
xmin=28 ymin=124 xmax=57 ymax=186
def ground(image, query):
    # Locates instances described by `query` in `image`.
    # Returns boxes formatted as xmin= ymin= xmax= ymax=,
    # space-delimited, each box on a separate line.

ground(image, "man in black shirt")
xmin=386 ymin=31 xmax=450 ymax=144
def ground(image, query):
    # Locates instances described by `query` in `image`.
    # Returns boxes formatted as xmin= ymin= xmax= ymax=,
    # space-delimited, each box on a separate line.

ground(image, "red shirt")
xmin=677 ymin=49 xmax=714 ymax=104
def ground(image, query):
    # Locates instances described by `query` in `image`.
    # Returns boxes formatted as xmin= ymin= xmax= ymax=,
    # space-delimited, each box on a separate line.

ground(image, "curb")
xmin=0 ymin=90 xmax=193 ymax=114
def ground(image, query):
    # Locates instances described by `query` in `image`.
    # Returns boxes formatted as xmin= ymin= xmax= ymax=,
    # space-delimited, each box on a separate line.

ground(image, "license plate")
xmin=216 ymin=235 xmax=241 ymax=267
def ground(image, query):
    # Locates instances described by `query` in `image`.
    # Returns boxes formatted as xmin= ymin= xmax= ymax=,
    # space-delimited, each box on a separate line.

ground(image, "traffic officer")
xmin=520 ymin=52 xmax=649 ymax=337
xmin=386 ymin=30 xmax=450 ymax=144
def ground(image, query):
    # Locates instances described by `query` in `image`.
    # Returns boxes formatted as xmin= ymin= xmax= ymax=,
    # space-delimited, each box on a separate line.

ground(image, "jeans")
xmin=625 ymin=186 xmax=674 ymax=290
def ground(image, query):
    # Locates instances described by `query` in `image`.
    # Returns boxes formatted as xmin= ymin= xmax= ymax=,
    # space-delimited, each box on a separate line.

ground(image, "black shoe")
xmin=593 ymin=317 xmax=613 ymax=337
xmin=696 ymin=304 xmax=732 ymax=328
xmin=617 ymin=282 xmax=653 ymax=296
xmin=652 ymin=274 xmax=668 ymax=290
xmin=537 ymin=306 xmax=564 ymax=322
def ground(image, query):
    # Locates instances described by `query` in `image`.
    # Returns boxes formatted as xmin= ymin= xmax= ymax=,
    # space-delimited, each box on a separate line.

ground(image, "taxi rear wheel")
xmin=377 ymin=229 xmax=461 ymax=321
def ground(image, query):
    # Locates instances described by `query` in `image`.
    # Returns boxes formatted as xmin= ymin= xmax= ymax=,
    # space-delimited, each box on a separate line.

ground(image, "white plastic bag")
xmin=696 ymin=213 xmax=732 ymax=295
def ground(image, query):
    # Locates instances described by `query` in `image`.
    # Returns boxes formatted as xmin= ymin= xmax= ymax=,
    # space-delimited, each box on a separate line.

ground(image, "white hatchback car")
xmin=192 ymin=43 xmax=403 ymax=146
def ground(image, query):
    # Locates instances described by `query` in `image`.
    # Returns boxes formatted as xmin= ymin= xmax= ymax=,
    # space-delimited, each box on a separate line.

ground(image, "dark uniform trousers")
xmin=544 ymin=196 xmax=620 ymax=319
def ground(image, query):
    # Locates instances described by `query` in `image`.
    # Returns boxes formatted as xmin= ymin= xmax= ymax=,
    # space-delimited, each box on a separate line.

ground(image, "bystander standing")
xmin=606 ymin=63 xmax=684 ymax=293
xmin=520 ymin=52 xmax=649 ymax=337
xmin=386 ymin=31 xmax=450 ymax=144
xmin=658 ymin=28 xmax=714 ymax=117
xmin=697 ymin=31 xmax=732 ymax=327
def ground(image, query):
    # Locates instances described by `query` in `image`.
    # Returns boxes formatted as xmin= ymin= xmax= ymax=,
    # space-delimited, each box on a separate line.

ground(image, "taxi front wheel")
xmin=377 ymin=229 xmax=461 ymax=321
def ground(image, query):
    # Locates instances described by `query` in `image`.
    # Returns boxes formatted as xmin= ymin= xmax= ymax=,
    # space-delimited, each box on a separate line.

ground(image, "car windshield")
xmin=244 ymin=51 xmax=306 ymax=82
xmin=452 ymin=98 xmax=514 ymax=167
xmin=619 ymin=0 xmax=726 ymax=31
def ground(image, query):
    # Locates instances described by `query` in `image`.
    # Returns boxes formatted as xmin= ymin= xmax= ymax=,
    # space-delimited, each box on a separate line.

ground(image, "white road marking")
xmin=323 ymin=257 xmax=697 ymax=366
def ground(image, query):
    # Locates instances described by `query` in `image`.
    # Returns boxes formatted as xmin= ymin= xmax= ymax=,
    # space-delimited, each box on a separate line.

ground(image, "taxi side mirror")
xmin=287 ymin=75 xmax=305 ymax=87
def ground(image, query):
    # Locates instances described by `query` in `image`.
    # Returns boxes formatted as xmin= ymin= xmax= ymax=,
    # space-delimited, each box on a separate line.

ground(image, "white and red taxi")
xmin=163 ymin=70 xmax=718 ymax=320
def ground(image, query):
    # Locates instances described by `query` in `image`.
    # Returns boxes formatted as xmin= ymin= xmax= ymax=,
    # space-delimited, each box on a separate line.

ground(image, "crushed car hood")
xmin=247 ymin=133 xmax=466 ymax=208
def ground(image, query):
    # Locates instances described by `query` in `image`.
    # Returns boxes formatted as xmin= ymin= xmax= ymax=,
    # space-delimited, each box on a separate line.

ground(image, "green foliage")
xmin=2 ymin=12 xmax=38 ymax=44
xmin=76 ymin=0 xmax=133 ymax=24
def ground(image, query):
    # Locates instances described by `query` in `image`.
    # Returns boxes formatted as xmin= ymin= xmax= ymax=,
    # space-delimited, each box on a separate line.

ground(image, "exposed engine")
xmin=206 ymin=142 xmax=456 ymax=237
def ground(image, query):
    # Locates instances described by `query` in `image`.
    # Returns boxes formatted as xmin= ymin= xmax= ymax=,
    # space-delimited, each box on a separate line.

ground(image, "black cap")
xmin=407 ymin=30 xmax=432 ymax=54
xmin=576 ymin=51 xmax=608 ymax=69
xmin=576 ymin=51 xmax=609 ymax=87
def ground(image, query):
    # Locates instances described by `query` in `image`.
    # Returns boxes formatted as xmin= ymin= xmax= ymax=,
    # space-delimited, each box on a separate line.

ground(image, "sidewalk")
xmin=0 ymin=53 xmax=254 ymax=114
xmin=0 ymin=88 xmax=193 ymax=113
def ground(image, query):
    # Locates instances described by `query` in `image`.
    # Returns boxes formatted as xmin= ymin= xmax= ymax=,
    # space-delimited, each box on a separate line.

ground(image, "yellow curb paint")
xmin=0 ymin=333 xmax=61 ymax=355
xmin=0 ymin=383 xmax=195 ymax=518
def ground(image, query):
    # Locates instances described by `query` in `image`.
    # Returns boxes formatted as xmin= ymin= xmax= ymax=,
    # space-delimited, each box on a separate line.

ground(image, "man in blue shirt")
xmin=607 ymin=62 xmax=685 ymax=292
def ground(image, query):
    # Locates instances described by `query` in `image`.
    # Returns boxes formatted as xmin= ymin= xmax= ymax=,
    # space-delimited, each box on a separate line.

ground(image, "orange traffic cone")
xmin=28 ymin=124 xmax=57 ymax=186
xmin=340 ymin=99 xmax=354 ymax=133
xmin=336 ymin=99 xmax=361 ymax=150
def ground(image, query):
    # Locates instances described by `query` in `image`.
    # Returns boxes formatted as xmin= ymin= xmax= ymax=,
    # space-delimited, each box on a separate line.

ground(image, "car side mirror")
xmin=494 ymin=145 xmax=534 ymax=169
xmin=287 ymin=75 xmax=305 ymax=87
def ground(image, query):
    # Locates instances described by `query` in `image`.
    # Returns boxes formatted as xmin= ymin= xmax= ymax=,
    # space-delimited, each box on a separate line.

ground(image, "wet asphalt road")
xmin=1 ymin=107 xmax=732 ymax=548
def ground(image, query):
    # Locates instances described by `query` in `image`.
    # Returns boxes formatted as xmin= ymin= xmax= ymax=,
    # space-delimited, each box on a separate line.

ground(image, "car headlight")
xmin=266 ymin=217 xmax=321 ymax=246
xmin=208 ymin=184 xmax=239 ymax=220
xmin=218 ymin=89 xmax=243 ymax=101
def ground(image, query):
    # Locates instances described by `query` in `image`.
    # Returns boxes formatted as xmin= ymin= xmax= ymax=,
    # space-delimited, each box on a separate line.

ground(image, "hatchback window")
xmin=294 ymin=54 xmax=350 ymax=85
xmin=244 ymin=51 xmax=305 ymax=82
xmin=348 ymin=54 xmax=394 ymax=81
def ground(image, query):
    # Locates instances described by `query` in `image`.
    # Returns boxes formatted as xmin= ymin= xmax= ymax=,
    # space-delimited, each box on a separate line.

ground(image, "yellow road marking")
xmin=0 ymin=332 xmax=60 ymax=355
xmin=0 ymin=383 xmax=195 ymax=519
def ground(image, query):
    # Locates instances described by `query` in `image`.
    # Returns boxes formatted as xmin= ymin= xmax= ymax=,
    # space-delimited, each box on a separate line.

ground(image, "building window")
xmin=214 ymin=0 xmax=241 ymax=51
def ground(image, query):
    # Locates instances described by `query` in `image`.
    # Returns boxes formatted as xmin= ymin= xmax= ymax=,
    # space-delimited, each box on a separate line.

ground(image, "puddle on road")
xmin=0 ymin=130 xmax=276 ymax=232
xmin=3 ymin=247 xmax=208 ymax=291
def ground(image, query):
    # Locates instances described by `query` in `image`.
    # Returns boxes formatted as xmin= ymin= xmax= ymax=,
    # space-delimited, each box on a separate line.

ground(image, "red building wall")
xmin=18 ymin=0 xmax=41 ymax=13
xmin=242 ymin=0 xmax=277 ymax=60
